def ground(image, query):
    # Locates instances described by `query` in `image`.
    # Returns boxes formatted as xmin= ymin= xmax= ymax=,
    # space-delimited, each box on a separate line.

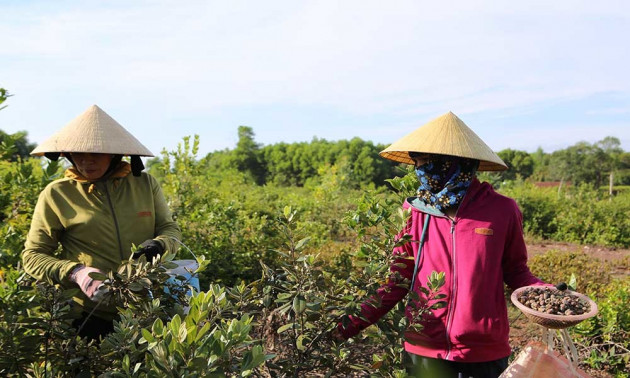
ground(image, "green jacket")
xmin=22 ymin=165 xmax=181 ymax=318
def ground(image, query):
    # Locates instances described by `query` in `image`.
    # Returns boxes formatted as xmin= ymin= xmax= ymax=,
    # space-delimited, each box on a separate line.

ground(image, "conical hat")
xmin=31 ymin=105 xmax=153 ymax=157
xmin=380 ymin=111 xmax=507 ymax=171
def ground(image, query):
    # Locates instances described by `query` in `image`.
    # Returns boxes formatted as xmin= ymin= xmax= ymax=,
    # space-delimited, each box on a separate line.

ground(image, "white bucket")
xmin=164 ymin=259 xmax=200 ymax=298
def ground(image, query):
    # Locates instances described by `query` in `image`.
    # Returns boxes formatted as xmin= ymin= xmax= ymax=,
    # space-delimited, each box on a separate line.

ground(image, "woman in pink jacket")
xmin=338 ymin=112 xmax=547 ymax=378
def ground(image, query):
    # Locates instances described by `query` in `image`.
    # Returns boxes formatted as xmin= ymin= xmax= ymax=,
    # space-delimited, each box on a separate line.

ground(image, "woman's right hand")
xmin=69 ymin=265 xmax=109 ymax=302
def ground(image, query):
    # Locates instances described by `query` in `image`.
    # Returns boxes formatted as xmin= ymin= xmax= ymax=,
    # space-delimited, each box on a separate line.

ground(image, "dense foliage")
xmin=0 ymin=90 xmax=37 ymax=161
xmin=195 ymin=126 xmax=399 ymax=189
xmin=528 ymin=251 xmax=630 ymax=376
xmin=179 ymin=125 xmax=630 ymax=190
xmin=1 ymin=132 xmax=629 ymax=376
xmin=501 ymin=182 xmax=630 ymax=247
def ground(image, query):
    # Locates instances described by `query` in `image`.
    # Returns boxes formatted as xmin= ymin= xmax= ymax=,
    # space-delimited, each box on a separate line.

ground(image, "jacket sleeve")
xmin=502 ymin=200 xmax=547 ymax=289
xmin=148 ymin=175 xmax=182 ymax=255
xmin=21 ymin=189 xmax=79 ymax=285
xmin=340 ymin=218 xmax=415 ymax=339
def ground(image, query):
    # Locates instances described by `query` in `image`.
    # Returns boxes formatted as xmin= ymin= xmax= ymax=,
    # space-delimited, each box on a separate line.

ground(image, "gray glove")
xmin=69 ymin=265 xmax=110 ymax=302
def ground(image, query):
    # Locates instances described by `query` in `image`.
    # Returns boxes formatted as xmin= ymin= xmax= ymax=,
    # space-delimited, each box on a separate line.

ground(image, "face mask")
xmin=415 ymin=156 xmax=478 ymax=211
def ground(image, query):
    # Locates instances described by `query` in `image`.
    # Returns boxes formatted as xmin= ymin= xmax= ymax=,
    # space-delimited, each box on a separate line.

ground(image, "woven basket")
xmin=511 ymin=286 xmax=598 ymax=329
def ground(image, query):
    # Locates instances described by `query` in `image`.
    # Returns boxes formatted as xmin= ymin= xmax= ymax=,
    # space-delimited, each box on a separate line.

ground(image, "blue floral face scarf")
xmin=415 ymin=156 xmax=479 ymax=212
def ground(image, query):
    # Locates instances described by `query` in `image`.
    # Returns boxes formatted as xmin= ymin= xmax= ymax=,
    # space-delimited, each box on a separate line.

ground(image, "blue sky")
xmin=1 ymin=0 xmax=629 ymax=158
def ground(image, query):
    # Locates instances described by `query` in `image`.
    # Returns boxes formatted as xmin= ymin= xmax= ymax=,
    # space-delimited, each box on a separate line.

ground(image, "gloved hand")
xmin=69 ymin=265 xmax=109 ymax=302
xmin=555 ymin=282 xmax=568 ymax=291
xmin=330 ymin=325 xmax=346 ymax=342
xmin=132 ymin=239 xmax=165 ymax=260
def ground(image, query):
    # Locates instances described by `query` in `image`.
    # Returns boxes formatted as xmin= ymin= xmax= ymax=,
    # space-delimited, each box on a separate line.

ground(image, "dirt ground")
xmin=526 ymin=240 xmax=630 ymax=276
xmin=526 ymin=240 xmax=630 ymax=263
xmin=507 ymin=241 xmax=630 ymax=378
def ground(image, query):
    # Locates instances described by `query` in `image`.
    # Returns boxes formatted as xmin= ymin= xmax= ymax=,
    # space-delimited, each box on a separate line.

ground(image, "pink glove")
xmin=69 ymin=265 xmax=108 ymax=302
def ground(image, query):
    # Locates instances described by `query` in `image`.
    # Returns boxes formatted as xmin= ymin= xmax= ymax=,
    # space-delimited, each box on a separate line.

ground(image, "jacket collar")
xmin=64 ymin=161 xmax=132 ymax=193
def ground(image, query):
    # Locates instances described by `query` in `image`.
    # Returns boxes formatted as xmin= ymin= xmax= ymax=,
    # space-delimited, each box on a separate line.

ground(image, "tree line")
xmin=2 ymin=124 xmax=629 ymax=190
xmin=1 ymin=87 xmax=628 ymax=190
xmin=484 ymin=136 xmax=630 ymax=191
xmin=191 ymin=126 xmax=630 ymax=191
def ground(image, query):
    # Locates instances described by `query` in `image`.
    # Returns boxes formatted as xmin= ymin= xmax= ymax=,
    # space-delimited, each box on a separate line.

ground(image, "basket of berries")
xmin=511 ymin=285 xmax=598 ymax=329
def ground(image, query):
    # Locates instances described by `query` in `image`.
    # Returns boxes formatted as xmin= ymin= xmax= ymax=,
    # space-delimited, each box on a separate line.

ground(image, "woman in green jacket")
xmin=22 ymin=104 xmax=181 ymax=340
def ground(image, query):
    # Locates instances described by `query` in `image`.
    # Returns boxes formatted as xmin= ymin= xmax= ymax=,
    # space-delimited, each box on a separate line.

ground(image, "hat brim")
xmin=31 ymin=105 xmax=154 ymax=157
xmin=379 ymin=112 xmax=507 ymax=172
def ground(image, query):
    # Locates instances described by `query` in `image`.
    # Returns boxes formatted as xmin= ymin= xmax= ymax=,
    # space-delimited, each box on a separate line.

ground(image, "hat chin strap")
xmin=43 ymin=153 xmax=144 ymax=177
xmin=130 ymin=155 xmax=144 ymax=177
xmin=44 ymin=152 xmax=61 ymax=161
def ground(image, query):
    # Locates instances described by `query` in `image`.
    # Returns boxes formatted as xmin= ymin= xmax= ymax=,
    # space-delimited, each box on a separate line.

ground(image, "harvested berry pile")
xmin=516 ymin=287 xmax=590 ymax=316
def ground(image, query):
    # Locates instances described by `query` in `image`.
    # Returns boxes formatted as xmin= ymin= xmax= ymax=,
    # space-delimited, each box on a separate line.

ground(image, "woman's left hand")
xmin=132 ymin=239 xmax=165 ymax=260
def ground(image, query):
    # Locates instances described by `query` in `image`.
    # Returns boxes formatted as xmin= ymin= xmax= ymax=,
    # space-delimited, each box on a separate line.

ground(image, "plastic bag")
xmin=500 ymin=341 xmax=591 ymax=378
xmin=164 ymin=259 xmax=200 ymax=314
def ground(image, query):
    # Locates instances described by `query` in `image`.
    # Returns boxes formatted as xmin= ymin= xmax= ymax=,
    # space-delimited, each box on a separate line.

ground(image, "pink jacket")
xmin=340 ymin=179 xmax=545 ymax=362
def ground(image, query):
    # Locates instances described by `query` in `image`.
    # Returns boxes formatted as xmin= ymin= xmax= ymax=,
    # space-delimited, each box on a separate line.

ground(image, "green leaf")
xmin=133 ymin=362 xmax=142 ymax=374
xmin=161 ymin=261 xmax=178 ymax=269
xmin=196 ymin=322 xmax=211 ymax=342
xmin=293 ymin=295 xmax=307 ymax=314
xmin=295 ymin=237 xmax=311 ymax=251
xmin=61 ymin=288 xmax=81 ymax=300
xmin=568 ymin=273 xmax=578 ymax=291
xmin=88 ymin=272 xmax=108 ymax=281
xmin=122 ymin=354 xmax=130 ymax=373
xmin=141 ymin=328 xmax=155 ymax=344
xmin=128 ymin=282 xmax=145 ymax=292
xmin=170 ymin=314 xmax=182 ymax=334
xmin=178 ymin=323 xmax=188 ymax=343
xmin=296 ymin=334 xmax=307 ymax=351
xmin=277 ymin=323 xmax=296 ymax=334
xmin=152 ymin=318 xmax=164 ymax=335
xmin=430 ymin=301 xmax=447 ymax=310
xmin=277 ymin=293 xmax=292 ymax=300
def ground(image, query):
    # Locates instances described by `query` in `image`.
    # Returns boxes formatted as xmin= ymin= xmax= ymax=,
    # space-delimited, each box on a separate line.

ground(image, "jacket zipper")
xmin=444 ymin=219 xmax=457 ymax=360
xmin=103 ymin=182 xmax=124 ymax=260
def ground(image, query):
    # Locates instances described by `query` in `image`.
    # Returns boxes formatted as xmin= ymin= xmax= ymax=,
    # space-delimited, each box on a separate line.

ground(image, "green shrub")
xmin=0 ymin=158 xmax=61 ymax=271
xmin=0 ymin=251 xmax=268 ymax=377
xmin=573 ymin=276 xmax=630 ymax=376
xmin=3 ymin=136 xmax=629 ymax=376
xmin=552 ymin=184 xmax=630 ymax=247
xmin=501 ymin=182 xmax=630 ymax=248
xmin=528 ymin=250 xmax=612 ymax=294
xmin=501 ymin=182 xmax=559 ymax=239
xmin=526 ymin=251 xmax=629 ymax=376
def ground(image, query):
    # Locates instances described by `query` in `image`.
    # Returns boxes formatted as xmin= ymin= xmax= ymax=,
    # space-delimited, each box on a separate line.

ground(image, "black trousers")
xmin=405 ymin=353 xmax=509 ymax=378
xmin=72 ymin=312 xmax=115 ymax=341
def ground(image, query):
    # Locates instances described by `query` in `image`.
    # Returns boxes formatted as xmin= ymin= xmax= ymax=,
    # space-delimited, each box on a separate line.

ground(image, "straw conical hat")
xmin=380 ymin=111 xmax=507 ymax=171
xmin=31 ymin=105 xmax=153 ymax=157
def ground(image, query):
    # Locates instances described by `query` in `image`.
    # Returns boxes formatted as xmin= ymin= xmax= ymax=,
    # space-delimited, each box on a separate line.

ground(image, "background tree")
xmin=1 ymin=90 xmax=38 ymax=161
xmin=0 ymin=88 xmax=11 ymax=111
xmin=529 ymin=147 xmax=551 ymax=182
xmin=259 ymin=135 xmax=397 ymax=188
xmin=596 ymin=136 xmax=624 ymax=195
xmin=231 ymin=126 xmax=266 ymax=185
xmin=548 ymin=142 xmax=601 ymax=187
xmin=496 ymin=148 xmax=534 ymax=181
xmin=0 ymin=130 xmax=37 ymax=162
xmin=618 ymin=152 xmax=630 ymax=185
